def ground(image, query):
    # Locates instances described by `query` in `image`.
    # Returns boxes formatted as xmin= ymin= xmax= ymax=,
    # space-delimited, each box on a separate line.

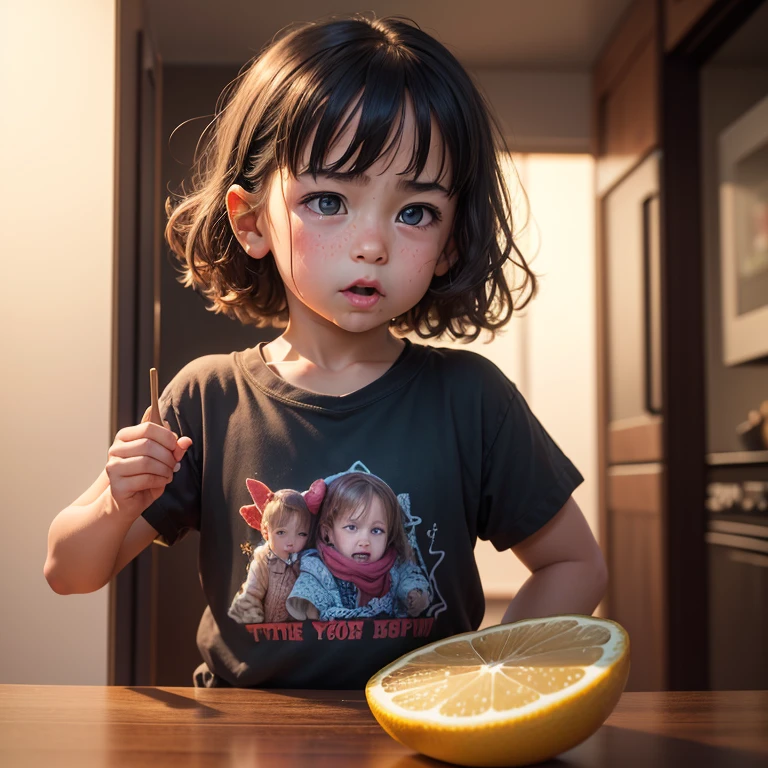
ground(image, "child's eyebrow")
xmin=301 ymin=171 xmax=449 ymax=196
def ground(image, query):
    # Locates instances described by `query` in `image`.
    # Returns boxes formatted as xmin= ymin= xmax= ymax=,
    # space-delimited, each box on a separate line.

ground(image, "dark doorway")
xmin=111 ymin=3 xmax=276 ymax=685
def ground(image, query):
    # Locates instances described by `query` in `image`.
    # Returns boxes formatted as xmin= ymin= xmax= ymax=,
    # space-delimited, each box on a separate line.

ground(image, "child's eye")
xmin=372 ymin=527 xmax=386 ymax=535
xmin=343 ymin=524 xmax=357 ymax=532
xmin=298 ymin=532 xmax=308 ymax=537
xmin=398 ymin=205 xmax=440 ymax=228
xmin=304 ymin=193 xmax=347 ymax=216
xmin=275 ymin=530 xmax=285 ymax=536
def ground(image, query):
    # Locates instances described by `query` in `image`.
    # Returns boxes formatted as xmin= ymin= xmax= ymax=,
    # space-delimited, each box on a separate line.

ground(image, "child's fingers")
xmin=114 ymin=419 xmax=191 ymax=472
xmin=107 ymin=454 xmax=175 ymax=481
xmin=115 ymin=421 xmax=178 ymax=452
xmin=110 ymin=434 xmax=179 ymax=471
xmin=163 ymin=419 xmax=193 ymax=462
xmin=173 ymin=435 xmax=192 ymax=464
xmin=172 ymin=436 xmax=193 ymax=464
xmin=112 ymin=472 xmax=174 ymax=496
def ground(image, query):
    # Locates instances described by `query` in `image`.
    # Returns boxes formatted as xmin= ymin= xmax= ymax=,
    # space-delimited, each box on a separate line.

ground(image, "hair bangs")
xmin=281 ymin=49 xmax=451 ymax=188
xmin=264 ymin=491 xmax=311 ymax=532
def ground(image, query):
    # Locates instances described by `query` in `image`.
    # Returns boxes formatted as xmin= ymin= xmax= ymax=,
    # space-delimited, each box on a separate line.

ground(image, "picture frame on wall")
xmin=719 ymin=92 xmax=768 ymax=366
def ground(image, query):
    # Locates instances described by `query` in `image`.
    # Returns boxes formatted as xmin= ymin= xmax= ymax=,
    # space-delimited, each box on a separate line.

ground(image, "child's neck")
xmin=262 ymin=319 xmax=405 ymax=396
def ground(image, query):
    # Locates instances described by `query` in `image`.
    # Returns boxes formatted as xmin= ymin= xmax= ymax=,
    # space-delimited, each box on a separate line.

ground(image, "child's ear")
xmin=226 ymin=184 xmax=269 ymax=260
xmin=434 ymin=236 xmax=458 ymax=277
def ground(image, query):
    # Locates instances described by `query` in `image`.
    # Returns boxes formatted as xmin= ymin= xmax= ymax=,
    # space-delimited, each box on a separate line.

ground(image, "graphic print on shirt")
xmin=228 ymin=462 xmax=445 ymax=644
xmin=227 ymin=476 xmax=324 ymax=624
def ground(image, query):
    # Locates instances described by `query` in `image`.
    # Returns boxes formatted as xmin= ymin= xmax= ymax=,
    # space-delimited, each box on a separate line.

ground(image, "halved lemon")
xmin=366 ymin=615 xmax=630 ymax=767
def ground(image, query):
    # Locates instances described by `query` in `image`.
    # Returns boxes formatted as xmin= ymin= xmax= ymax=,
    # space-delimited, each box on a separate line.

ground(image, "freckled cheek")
xmin=398 ymin=246 xmax=432 ymax=283
xmin=292 ymin=228 xmax=344 ymax=264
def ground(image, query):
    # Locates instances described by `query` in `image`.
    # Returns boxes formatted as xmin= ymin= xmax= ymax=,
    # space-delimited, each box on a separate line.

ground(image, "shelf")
xmin=707 ymin=451 xmax=768 ymax=466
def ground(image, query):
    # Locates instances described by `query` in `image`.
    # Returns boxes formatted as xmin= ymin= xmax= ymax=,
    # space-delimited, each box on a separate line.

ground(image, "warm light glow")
xmin=0 ymin=0 xmax=115 ymax=684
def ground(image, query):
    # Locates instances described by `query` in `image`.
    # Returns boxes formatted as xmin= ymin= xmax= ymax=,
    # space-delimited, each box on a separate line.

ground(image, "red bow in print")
xmin=239 ymin=478 xmax=326 ymax=531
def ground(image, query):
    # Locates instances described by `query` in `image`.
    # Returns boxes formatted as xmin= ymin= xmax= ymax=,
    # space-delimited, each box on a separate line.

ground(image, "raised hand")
xmin=105 ymin=407 xmax=192 ymax=520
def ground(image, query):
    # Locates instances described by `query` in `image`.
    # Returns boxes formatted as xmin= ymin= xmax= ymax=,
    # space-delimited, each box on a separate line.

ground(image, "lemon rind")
xmin=366 ymin=615 xmax=629 ymax=728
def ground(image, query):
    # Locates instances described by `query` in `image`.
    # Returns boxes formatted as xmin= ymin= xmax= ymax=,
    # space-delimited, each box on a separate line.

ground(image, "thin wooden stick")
xmin=148 ymin=368 xmax=163 ymax=425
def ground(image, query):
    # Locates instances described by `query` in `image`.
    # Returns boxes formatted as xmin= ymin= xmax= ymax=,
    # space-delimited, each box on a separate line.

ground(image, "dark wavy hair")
xmin=165 ymin=14 xmax=536 ymax=340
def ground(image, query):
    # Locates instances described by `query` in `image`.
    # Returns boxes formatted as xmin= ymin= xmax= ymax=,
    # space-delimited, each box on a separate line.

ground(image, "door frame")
xmin=109 ymin=0 xmax=162 ymax=686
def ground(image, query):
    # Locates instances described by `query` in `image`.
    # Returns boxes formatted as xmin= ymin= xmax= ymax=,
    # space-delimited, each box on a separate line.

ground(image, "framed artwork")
xmin=719 ymin=92 xmax=768 ymax=366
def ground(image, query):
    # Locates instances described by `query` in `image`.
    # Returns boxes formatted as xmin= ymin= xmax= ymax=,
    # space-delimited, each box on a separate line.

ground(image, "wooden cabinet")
xmin=599 ymin=147 xmax=666 ymax=688
xmin=608 ymin=468 xmax=667 ymax=691
xmin=665 ymin=0 xmax=719 ymax=50
xmin=593 ymin=0 xmax=658 ymax=194
xmin=604 ymin=152 xmax=662 ymax=425
xmin=708 ymin=532 xmax=768 ymax=690
xmin=594 ymin=0 xmax=667 ymax=691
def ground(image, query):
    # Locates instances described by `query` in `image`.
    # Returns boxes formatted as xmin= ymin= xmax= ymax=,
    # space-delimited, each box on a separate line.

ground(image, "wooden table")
xmin=1 ymin=686 xmax=766 ymax=767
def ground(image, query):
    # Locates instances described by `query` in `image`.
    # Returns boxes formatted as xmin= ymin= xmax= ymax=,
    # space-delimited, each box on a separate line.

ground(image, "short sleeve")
xmin=477 ymin=382 xmax=584 ymax=551
xmin=141 ymin=377 xmax=202 ymax=547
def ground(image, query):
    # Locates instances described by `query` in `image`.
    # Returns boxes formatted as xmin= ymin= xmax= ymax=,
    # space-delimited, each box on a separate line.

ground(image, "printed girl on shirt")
xmin=286 ymin=472 xmax=431 ymax=622
xmin=228 ymin=478 xmax=324 ymax=624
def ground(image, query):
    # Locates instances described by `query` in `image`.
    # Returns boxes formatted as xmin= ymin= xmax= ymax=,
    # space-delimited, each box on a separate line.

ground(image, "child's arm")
xmin=501 ymin=496 xmax=608 ymax=624
xmin=44 ymin=416 xmax=192 ymax=595
xmin=394 ymin=561 xmax=431 ymax=616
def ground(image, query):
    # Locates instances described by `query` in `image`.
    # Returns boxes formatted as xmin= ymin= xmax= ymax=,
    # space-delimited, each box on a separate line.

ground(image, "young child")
xmin=285 ymin=472 xmax=431 ymax=622
xmin=227 ymin=478 xmax=322 ymax=625
xmin=44 ymin=14 xmax=607 ymax=690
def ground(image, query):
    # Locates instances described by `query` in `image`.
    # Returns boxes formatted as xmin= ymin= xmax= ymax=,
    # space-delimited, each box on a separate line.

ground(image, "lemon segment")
xmin=366 ymin=615 xmax=630 ymax=767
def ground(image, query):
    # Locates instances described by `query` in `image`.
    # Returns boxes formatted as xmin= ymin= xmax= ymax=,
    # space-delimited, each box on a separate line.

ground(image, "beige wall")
xmin=0 ymin=0 xmax=115 ymax=683
xmin=519 ymin=155 xmax=597 ymax=556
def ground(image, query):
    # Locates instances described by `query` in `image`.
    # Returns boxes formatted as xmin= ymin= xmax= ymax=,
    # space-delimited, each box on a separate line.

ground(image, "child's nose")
xmin=353 ymin=247 xmax=388 ymax=265
xmin=351 ymin=221 xmax=389 ymax=265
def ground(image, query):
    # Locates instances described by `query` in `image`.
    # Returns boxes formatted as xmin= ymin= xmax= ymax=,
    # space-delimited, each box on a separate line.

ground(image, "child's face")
xmin=265 ymin=515 xmax=309 ymax=560
xmin=252 ymin=101 xmax=457 ymax=335
xmin=326 ymin=496 xmax=389 ymax=564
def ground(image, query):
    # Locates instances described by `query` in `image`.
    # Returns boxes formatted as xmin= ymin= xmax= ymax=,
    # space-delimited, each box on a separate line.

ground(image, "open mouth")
xmin=341 ymin=281 xmax=383 ymax=308
xmin=353 ymin=553 xmax=370 ymax=562
xmin=347 ymin=285 xmax=378 ymax=296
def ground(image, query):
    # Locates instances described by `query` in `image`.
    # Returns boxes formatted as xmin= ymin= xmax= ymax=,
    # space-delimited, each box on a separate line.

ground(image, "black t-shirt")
xmin=142 ymin=340 xmax=583 ymax=689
